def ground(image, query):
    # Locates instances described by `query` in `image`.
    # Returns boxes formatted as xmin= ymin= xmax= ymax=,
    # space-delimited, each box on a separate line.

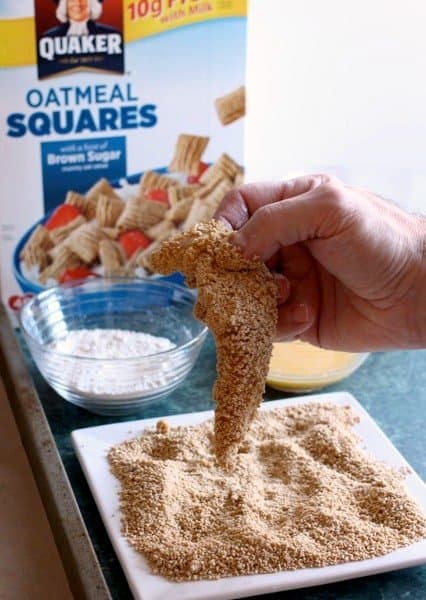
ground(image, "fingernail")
xmin=292 ymin=303 xmax=310 ymax=324
xmin=275 ymin=274 xmax=290 ymax=302
xmin=216 ymin=216 xmax=233 ymax=230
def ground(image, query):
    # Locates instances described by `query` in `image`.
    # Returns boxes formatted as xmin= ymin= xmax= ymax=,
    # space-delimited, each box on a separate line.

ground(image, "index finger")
xmin=214 ymin=174 xmax=329 ymax=230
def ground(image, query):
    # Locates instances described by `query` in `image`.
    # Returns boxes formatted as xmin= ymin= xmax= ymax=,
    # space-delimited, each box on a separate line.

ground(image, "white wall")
xmin=246 ymin=0 xmax=426 ymax=212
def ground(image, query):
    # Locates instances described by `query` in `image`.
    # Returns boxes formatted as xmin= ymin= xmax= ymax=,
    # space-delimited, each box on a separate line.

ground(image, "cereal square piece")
xmin=182 ymin=179 xmax=234 ymax=230
xmin=116 ymin=197 xmax=144 ymax=231
xmin=26 ymin=224 xmax=52 ymax=251
xmin=20 ymin=224 xmax=52 ymax=269
xmin=135 ymin=239 xmax=165 ymax=273
xmin=102 ymin=227 xmax=120 ymax=240
xmin=65 ymin=190 xmax=97 ymax=221
xmin=21 ymin=244 xmax=50 ymax=271
xmin=86 ymin=177 xmax=121 ymax=201
xmin=49 ymin=215 xmax=87 ymax=246
xmin=66 ymin=182 xmax=119 ymax=222
xmin=234 ymin=170 xmax=245 ymax=186
xmin=146 ymin=220 xmax=177 ymax=241
xmin=169 ymin=134 xmax=209 ymax=175
xmin=138 ymin=199 xmax=168 ymax=230
xmin=203 ymin=178 xmax=234 ymax=211
xmin=139 ymin=171 xmax=178 ymax=193
xmin=182 ymin=199 xmax=210 ymax=230
xmin=168 ymin=185 xmax=198 ymax=206
xmin=99 ymin=239 xmax=126 ymax=276
xmin=96 ymin=194 xmax=125 ymax=228
xmin=199 ymin=153 xmax=242 ymax=186
xmin=117 ymin=197 xmax=168 ymax=231
xmin=215 ymin=86 xmax=246 ymax=125
xmin=48 ymin=242 xmax=65 ymax=261
xmin=64 ymin=222 xmax=103 ymax=263
xmin=165 ymin=195 xmax=195 ymax=224
xmin=39 ymin=245 xmax=81 ymax=284
xmin=198 ymin=174 xmax=232 ymax=201
xmin=65 ymin=191 xmax=94 ymax=218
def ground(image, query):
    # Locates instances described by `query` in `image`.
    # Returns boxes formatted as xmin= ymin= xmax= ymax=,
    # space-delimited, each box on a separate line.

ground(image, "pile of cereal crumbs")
xmin=107 ymin=403 xmax=426 ymax=582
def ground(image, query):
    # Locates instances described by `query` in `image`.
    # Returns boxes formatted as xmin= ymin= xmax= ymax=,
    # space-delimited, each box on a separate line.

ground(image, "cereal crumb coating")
xmin=151 ymin=220 xmax=277 ymax=467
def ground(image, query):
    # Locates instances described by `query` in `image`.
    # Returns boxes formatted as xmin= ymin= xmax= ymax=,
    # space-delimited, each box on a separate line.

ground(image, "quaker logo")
xmin=35 ymin=0 xmax=124 ymax=79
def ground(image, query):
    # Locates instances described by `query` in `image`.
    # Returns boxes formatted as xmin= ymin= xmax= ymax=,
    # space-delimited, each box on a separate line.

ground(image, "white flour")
xmin=49 ymin=328 xmax=177 ymax=398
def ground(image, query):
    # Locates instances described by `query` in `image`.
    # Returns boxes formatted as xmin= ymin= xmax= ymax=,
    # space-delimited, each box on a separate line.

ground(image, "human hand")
xmin=215 ymin=175 xmax=426 ymax=351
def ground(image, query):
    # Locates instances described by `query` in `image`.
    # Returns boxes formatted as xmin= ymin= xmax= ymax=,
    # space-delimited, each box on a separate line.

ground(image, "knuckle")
xmin=314 ymin=173 xmax=341 ymax=187
xmin=254 ymin=203 xmax=276 ymax=226
xmin=316 ymin=172 xmax=333 ymax=184
xmin=316 ymin=181 xmax=358 ymax=235
xmin=320 ymin=181 xmax=350 ymax=213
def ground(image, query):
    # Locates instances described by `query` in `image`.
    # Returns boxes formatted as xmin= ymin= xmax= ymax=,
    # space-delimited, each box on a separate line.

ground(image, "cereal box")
xmin=0 ymin=0 xmax=248 ymax=323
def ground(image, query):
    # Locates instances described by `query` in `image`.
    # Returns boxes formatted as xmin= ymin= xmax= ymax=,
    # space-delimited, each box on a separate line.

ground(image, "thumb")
xmin=231 ymin=184 xmax=345 ymax=261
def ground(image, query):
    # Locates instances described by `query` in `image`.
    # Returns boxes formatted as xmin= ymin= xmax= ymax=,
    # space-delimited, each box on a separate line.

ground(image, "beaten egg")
xmin=267 ymin=340 xmax=368 ymax=392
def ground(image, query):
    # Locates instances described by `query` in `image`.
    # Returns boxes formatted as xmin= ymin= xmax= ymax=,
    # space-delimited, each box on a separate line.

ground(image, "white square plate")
xmin=71 ymin=392 xmax=426 ymax=600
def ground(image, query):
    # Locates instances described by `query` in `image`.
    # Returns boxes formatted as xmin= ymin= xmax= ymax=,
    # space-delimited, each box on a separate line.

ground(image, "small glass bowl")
xmin=20 ymin=278 xmax=208 ymax=416
xmin=266 ymin=341 xmax=369 ymax=393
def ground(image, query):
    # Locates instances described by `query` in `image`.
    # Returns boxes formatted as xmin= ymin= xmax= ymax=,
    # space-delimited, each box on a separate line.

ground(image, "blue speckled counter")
xmin=18 ymin=333 xmax=426 ymax=600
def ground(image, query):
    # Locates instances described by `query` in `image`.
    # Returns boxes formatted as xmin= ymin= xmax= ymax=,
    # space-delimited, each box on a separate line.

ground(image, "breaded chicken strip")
xmin=151 ymin=220 xmax=277 ymax=468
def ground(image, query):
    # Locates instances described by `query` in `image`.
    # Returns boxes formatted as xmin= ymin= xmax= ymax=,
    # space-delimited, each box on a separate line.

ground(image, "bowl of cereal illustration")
xmin=13 ymin=141 xmax=244 ymax=295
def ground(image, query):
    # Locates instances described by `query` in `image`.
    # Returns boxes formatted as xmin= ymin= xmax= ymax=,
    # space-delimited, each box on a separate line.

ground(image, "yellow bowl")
xmin=266 ymin=340 xmax=369 ymax=393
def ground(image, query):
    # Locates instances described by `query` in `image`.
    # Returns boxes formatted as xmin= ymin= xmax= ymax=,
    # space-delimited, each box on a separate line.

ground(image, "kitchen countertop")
xmin=17 ymin=332 xmax=426 ymax=600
